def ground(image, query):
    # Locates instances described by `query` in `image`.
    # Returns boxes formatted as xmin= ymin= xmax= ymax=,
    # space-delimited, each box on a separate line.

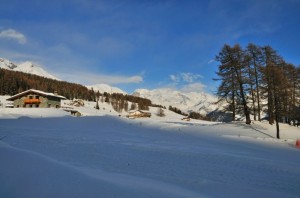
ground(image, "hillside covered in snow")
xmin=133 ymin=88 xmax=221 ymax=115
xmin=0 ymin=58 xmax=58 ymax=80
xmin=87 ymin=83 xmax=127 ymax=95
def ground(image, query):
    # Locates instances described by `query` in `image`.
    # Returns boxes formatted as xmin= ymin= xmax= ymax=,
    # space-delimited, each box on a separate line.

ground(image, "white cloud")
xmin=182 ymin=73 xmax=201 ymax=83
xmin=168 ymin=72 xmax=207 ymax=93
xmin=94 ymin=74 xmax=142 ymax=84
xmin=0 ymin=29 xmax=27 ymax=44
xmin=170 ymin=72 xmax=202 ymax=84
xmin=180 ymin=83 xmax=206 ymax=93
xmin=208 ymin=59 xmax=215 ymax=64
xmin=59 ymin=71 xmax=143 ymax=85
xmin=169 ymin=74 xmax=179 ymax=83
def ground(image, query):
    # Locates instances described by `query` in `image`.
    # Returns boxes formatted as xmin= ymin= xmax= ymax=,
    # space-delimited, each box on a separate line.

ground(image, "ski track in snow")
xmin=0 ymin=116 xmax=300 ymax=198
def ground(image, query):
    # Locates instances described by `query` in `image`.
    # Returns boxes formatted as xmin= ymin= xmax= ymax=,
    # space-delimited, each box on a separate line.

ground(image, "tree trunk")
xmin=240 ymin=85 xmax=251 ymax=125
xmin=292 ymin=81 xmax=296 ymax=125
xmin=273 ymin=70 xmax=281 ymax=139
xmin=275 ymin=115 xmax=280 ymax=139
xmin=248 ymin=63 xmax=256 ymax=121
xmin=231 ymin=73 xmax=236 ymax=121
xmin=267 ymin=72 xmax=274 ymax=125
xmin=253 ymin=61 xmax=261 ymax=121
xmin=234 ymin=66 xmax=251 ymax=125
xmin=274 ymin=96 xmax=280 ymax=139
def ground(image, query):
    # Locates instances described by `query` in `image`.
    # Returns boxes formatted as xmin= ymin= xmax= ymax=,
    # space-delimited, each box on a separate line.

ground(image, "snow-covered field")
xmin=0 ymin=108 xmax=300 ymax=198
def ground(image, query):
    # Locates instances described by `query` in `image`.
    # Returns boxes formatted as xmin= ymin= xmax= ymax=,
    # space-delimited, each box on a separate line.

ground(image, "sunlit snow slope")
xmin=0 ymin=116 xmax=299 ymax=198
xmin=133 ymin=88 xmax=221 ymax=115
xmin=0 ymin=58 xmax=58 ymax=80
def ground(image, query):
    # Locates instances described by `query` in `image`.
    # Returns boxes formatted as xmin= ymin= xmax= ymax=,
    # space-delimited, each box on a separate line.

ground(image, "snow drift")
xmin=0 ymin=116 xmax=299 ymax=198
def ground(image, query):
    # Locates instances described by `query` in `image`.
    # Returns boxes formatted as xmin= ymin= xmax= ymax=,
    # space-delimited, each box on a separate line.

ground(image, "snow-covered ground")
xmin=0 ymin=95 xmax=12 ymax=108
xmin=0 ymin=104 xmax=300 ymax=197
xmin=0 ymin=108 xmax=70 ymax=119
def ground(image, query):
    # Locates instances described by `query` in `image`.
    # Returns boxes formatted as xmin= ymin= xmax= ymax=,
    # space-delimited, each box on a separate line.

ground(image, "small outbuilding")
xmin=6 ymin=89 xmax=66 ymax=108
xmin=126 ymin=110 xmax=151 ymax=119
xmin=181 ymin=117 xmax=191 ymax=121
xmin=5 ymin=104 xmax=14 ymax=108
xmin=62 ymin=108 xmax=82 ymax=117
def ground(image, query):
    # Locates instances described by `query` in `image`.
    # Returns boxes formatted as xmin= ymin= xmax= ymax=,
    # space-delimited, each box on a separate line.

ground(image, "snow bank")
xmin=0 ymin=141 xmax=200 ymax=198
xmin=0 ymin=108 xmax=70 ymax=119
xmin=0 ymin=116 xmax=299 ymax=197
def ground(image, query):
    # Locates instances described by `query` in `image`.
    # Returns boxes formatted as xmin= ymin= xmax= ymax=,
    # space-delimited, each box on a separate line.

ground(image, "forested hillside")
xmin=96 ymin=92 xmax=152 ymax=112
xmin=0 ymin=68 xmax=95 ymax=100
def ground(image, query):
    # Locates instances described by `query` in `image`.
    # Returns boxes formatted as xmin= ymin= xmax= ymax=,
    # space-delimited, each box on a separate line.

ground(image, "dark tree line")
xmin=93 ymin=91 xmax=153 ymax=113
xmin=168 ymin=106 xmax=210 ymax=121
xmin=188 ymin=111 xmax=211 ymax=121
xmin=215 ymin=43 xmax=300 ymax=138
xmin=169 ymin=106 xmax=188 ymax=116
xmin=0 ymin=68 xmax=95 ymax=100
xmin=100 ymin=92 xmax=152 ymax=112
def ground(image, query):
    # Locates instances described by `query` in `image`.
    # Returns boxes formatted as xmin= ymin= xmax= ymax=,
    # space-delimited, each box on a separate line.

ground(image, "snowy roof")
xmin=7 ymin=89 xmax=66 ymax=101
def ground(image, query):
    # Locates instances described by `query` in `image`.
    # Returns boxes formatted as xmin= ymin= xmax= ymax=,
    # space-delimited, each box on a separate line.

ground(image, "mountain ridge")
xmin=133 ymin=88 xmax=220 ymax=115
xmin=86 ymin=84 xmax=127 ymax=95
xmin=0 ymin=58 xmax=58 ymax=80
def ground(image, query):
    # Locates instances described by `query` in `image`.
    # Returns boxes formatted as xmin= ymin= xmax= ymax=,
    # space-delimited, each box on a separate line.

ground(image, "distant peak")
xmin=86 ymin=83 xmax=127 ymax=95
xmin=0 ymin=57 xmax=58 ymax=80
xmin=133 ymin=87 xmax=218 ymax=115
xmin=0 ymin=57 xmax=18 ymax=70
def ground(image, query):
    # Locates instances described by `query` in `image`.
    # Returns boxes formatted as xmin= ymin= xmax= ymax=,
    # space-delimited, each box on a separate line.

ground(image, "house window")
xmin=35 ymin=104 xmax=39 ymax=108
xmin=56 ymin=105 xmax=59 ymax=108
xmin=35 ymin=96 xmax=40 ymax=99
xmin=29 ymin=104 xmax=33 ymax=108
xmin=29 ymin=96 xmax=33 ymax=99
xmin=17 ymin=105 xmax=19 ymax=108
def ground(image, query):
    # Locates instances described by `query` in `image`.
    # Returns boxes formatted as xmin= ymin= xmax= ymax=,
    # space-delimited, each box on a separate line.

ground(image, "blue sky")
xmin=0 ymin=0 xmax=300 ymax=93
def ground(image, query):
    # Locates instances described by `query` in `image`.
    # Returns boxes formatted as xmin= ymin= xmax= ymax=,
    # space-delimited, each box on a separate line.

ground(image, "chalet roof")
xmin=6 ymin=89 xmax=66 ymax=101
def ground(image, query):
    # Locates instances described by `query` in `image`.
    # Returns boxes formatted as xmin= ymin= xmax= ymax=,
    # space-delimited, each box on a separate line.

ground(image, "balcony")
xmin=24 ymin=99 xmax=41 ymax=104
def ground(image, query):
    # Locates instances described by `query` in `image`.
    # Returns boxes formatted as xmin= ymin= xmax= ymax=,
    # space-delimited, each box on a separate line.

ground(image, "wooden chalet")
xmin=7 ymin=89 xmax=66 ymax=108
xmin=126 ymin=110 xmax=151 ymax=119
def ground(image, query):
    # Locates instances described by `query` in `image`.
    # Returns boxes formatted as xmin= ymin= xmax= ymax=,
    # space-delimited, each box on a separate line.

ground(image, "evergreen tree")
xmin=95 ymin=96 xmax=100 ymax=110
xmin=216 ymin=44 xmax=251 ymax=124
xmin=130 ymin=103 xmax=137 ymax=110
xmin=157 ymin=108 xmax=165 ymax=117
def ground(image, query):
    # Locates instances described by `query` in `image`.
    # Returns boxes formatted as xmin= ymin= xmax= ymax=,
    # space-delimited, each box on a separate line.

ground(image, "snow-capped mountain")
xmin=0 ymin=58 xmax=58 ymax=80
xmin=87 ymin=83 xmax=127 ymax=95
xmin=133 ymin=88 xmax=220 ymax=115
xmin=0 ymin=58 xmax=18 ymax=70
